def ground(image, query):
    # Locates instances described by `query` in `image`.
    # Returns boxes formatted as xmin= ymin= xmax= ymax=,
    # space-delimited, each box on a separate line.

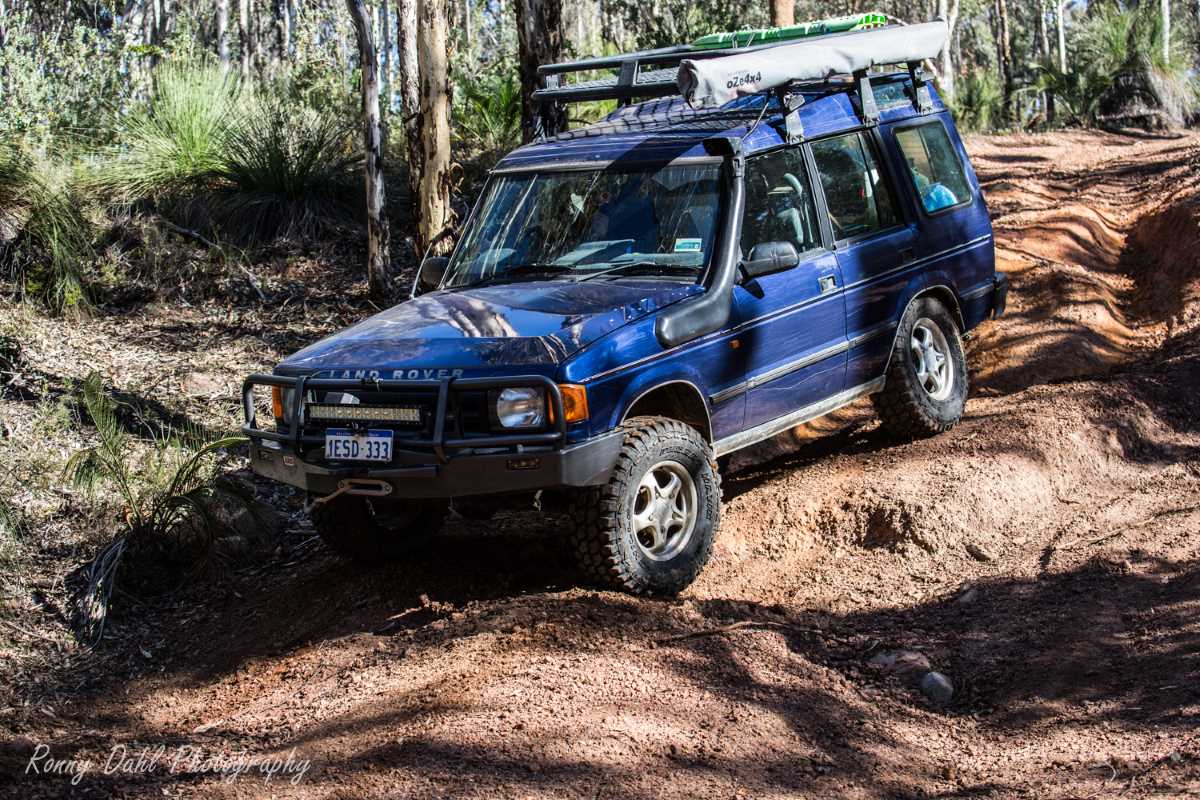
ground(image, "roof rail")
xmin=533 ymin=42 xmax=760 ymax=106
xmin=532 ymin=22 xmax=945 ymax=138
xmin=532 ymin=35 xmax=842 ymax=139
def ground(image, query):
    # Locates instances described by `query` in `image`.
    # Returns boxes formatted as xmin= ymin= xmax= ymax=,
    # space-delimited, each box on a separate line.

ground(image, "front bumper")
xmin=242 ymin=372 xmax=622 ymax=498
xmin=247 ymin=433 xmax=623 ymax=498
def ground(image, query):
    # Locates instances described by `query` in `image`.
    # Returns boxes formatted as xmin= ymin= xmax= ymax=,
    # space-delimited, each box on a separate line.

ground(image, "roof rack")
xmin=534 ymin=41 xmax=771 ymax=108
xmin=532 ymin=20 xmax=946 ymax=139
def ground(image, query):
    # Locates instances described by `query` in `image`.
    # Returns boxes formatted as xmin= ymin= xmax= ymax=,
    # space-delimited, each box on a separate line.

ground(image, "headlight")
xmin=495 ymin=387 xmax=546 ymax=428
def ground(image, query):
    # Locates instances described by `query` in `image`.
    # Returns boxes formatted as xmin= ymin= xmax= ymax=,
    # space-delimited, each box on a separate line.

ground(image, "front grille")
xmin=300 ymin=387 xmax=508 ymax=448
xmin=243 ymin=373 xmax=566 ymax=461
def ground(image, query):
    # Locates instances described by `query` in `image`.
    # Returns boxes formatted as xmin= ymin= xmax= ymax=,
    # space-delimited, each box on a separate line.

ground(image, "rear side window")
xmin=741 ymin=146 xmax=822 ymax=260
xmin=811 ymin=131 xmax=901 ymax=240
xmin=894 ymin=123 xmax=973 ymax=214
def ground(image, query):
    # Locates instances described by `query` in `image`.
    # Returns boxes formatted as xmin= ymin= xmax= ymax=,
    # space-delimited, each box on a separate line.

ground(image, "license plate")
xmin=324 ymin=429 xmax=393 ymax=462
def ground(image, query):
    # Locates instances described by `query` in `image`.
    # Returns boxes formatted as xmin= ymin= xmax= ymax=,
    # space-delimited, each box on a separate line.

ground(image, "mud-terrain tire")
xmin=873 ymin=295 xmax=969 ymax=438
xmin=569 ymin=416 xmax=721 ymax=596
xmin=310 ymin=495 xmax=447 ymax=562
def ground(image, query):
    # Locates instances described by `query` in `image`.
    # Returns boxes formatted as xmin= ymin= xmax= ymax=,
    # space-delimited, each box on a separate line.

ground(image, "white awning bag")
xmin=677 ymin=20 xmax=949 ymax=108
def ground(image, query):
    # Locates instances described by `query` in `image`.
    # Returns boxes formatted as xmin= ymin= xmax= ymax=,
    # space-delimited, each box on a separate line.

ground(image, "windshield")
xmin=442 ymin=163 xmax=723 ymax=288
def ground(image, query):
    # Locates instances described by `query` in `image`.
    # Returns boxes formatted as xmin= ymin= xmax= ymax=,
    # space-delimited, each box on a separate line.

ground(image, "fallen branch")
xmin=158 ymin=218 xmax=268 ymax=304
xmin=1119 ymin=750 xmax=1187 ymax=796
xmin=0 ymin=618 xmax=61 ymax=643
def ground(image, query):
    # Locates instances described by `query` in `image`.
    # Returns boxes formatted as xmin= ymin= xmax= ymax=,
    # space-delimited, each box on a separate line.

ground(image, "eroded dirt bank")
xmin=6 ymin=131 xmax=1200 ymax=799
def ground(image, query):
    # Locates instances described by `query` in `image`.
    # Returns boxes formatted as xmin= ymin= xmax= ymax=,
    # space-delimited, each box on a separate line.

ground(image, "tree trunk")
xmin=275 ymin=0 xmax=289 ymax=66
xmin=380 ymin=0 xmax=393 ymax=125
xmin=416 ymin=0 xmax=453 ymax=256
xmin=252 ymin=0 xmax=266 ymax=74
xmin=238 ymin=0 xmax=251 ymax=76
xmin=770 ymin=0 xmax=794 ymax=28
xmin=994 ymin=0 xmax=1014 ymax=125
xmin=345 ymin=0 xmax=393 ymax=299
xmin=936 ymin=0 xmax=960 ymax=102
xmin=463 ymin=0 xmax=473 ymax=60
xmin=1038 ymin=0 xmax=1055 ymax=122
xmin=397 ymin=0 xmax=423 ymax=241
xmin=1162 ymin=0 xmax=1170 ymax=63
xmin=216 ymin=0 xmax=231 ymax=69
xmin=287 ymin=0 xmax=298 ymax=50
xmin=515 ymin=0 xmax=566 ymax=141
xmin=1056 ymin=0 xmax=1067 ymax=72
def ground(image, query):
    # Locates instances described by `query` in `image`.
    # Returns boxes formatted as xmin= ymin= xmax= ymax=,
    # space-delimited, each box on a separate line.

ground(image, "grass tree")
xmin=97 ymin=63 xmax=360 ymax=247
xmin=65 ymin=373 xmax=251 ymax=645
xmin=0 ymin=142 xmax=92 ymax=313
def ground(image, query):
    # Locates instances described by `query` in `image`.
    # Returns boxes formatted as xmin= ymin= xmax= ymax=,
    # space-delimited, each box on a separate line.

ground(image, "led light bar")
xmin=306 ymin=404 xmax=421 ymax=424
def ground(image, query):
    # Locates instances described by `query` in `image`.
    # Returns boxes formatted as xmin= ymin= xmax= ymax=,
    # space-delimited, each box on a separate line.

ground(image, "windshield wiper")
xmin=452 ymin=263 xmax=575 ymax=289
xmin=576 ymin=261 xmax=701 ymax=282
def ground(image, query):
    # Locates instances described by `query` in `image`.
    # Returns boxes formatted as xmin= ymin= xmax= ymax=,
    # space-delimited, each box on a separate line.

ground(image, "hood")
xmin=277 ymin=279 xmax=701 ymax=376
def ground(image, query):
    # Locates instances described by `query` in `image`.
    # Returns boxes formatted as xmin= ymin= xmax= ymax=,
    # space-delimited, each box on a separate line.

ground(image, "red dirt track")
xmin=5 ymin=130 xmax=1200 ymax=799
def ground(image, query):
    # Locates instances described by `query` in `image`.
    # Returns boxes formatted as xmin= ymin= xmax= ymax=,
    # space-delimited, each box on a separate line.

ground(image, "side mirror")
xmin=742 ymin=241 xmax=799 ymax=280
xmin=413 ymin=256 xmax=449 ymax=296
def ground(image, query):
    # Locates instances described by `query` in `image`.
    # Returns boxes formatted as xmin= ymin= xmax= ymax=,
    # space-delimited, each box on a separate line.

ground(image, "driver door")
xmin=731 ymin=146 xmax=848 ymax=432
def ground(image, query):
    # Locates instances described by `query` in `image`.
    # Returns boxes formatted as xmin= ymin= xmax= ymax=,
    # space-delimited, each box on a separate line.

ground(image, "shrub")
xmin=95 ymin=63 xmax=242 ymax=206
xmin=64 ymin=373 xmax=253 ymax=644
xmin=214 ymin=95 xmax=361 ymax=242
xmin=0 ymin=142 xmax=93 ymax=313
xmin=951 ymin=71 xmax=1005 ymax=132
xmin=1074 ymin=2 xmax=1196 ymax=128
xmin=457 ymin=70 xmax=522 ymax=158
xmin=98 ymin=62 xmax=360 ymax=245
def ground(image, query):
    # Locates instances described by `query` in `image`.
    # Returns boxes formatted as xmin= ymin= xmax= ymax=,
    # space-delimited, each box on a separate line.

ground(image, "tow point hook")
xmin=309 ymin=478 xmax=394 ymax=508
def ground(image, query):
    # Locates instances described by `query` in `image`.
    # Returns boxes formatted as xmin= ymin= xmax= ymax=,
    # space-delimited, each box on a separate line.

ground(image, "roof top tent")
xmin=532 ymin=16 xmax=949 ymax=140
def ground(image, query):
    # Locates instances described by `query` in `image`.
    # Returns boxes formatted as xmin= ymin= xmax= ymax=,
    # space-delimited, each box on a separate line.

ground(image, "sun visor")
xmin=677 ymin=20 xmax=949 ymax=108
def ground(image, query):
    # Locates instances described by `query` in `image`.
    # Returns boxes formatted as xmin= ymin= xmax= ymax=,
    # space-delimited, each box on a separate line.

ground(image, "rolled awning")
xmin=677 ymin=20 xmax=949 ymax=108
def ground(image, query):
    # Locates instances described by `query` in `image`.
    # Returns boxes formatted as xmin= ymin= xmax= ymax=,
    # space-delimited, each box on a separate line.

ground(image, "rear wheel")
xmin=872 ymin=296 xmax=968 ymax=438
xmin=570 ymin=416 xmax=720 ymax=595
xmin=310 ymin=495 xmax=447 ymax=562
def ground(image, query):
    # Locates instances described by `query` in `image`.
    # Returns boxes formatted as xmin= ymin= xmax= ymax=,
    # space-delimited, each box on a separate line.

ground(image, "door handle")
xmin=899 ymin=247 xmax=916 ymax=263
xmin=818 ymin=274 xmax=838 ymax=293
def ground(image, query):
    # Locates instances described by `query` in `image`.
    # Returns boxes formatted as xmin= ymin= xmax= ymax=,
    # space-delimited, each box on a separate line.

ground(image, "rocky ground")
xmin=1 ymin=130 xmax=1198 ymax=799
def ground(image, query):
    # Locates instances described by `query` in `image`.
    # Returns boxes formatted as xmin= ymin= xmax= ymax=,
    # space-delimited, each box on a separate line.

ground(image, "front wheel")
xmin=310 ymin=494 xmax=447 ymax=562
xmin=872 ymin=295 xmax=969 ymax=438
xmin=569 ymin=417 xmax=721 ymax=595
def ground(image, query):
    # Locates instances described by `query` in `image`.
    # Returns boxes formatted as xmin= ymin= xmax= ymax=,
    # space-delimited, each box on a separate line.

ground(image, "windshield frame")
xmin=436 ymin=157 xmax=730 ymax=292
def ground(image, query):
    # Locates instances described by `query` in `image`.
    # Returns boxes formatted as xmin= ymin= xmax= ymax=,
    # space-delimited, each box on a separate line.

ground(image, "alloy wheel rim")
xmin=910 ymin=318 xmax=954 ymax=401
xmin=631 ymin=460 xmax=698 ymax=562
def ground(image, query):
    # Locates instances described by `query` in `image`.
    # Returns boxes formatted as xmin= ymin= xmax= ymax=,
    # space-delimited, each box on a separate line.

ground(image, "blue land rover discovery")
xmin=243 ymin=21 xmax=1008 ymax=595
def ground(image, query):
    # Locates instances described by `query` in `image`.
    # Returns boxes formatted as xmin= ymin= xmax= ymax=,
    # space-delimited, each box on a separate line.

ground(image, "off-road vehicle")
xmin=243 ymin=16 xmax=1007 ymax=594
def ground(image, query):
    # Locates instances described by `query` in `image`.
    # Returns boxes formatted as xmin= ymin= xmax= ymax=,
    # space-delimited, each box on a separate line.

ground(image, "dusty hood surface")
xmin=277 ymin=280 xmax=701 ymax=376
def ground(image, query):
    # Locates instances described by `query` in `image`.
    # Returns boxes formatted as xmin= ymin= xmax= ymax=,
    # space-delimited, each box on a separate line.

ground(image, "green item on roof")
xmin=691 ymin=12 xmax=889 ymax=50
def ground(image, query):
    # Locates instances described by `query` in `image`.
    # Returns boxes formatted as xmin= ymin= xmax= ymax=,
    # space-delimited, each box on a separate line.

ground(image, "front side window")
xmin=811 ymin=131 xmax=901 ymax=240
xmin=894 ymin=123 xmax=972 ymax=214
xmin=740 ymin=146 xmax=821 ymax=260
xmin=443 ymin=163 xmax=722 ymax=288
